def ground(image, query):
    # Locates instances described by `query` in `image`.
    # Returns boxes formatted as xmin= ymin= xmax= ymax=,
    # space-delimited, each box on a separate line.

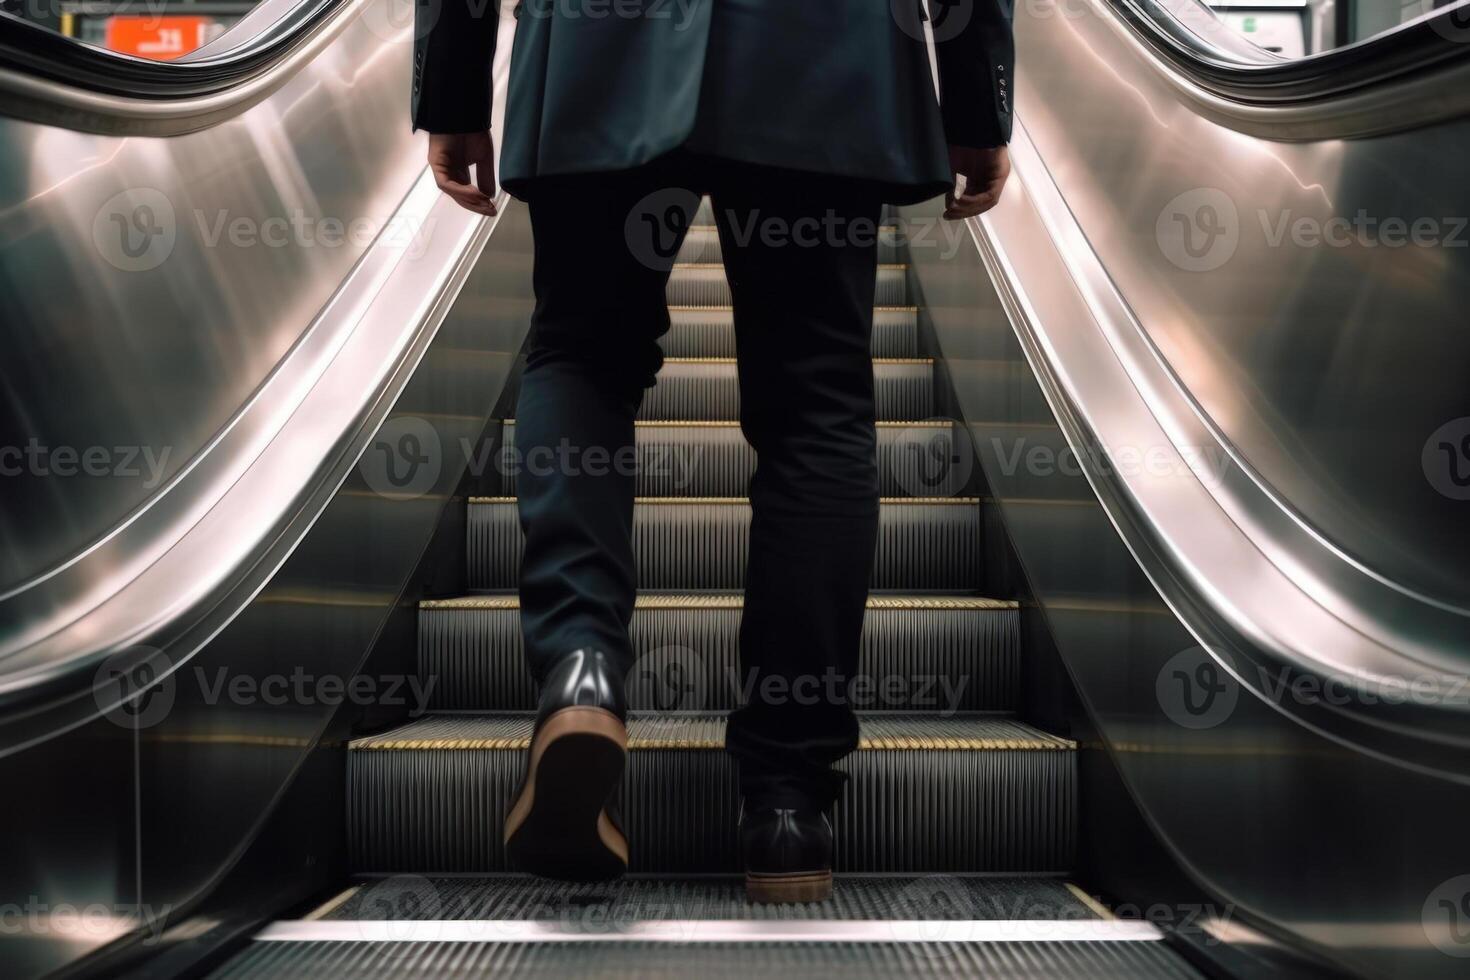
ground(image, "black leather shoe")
xmin=504 ymin=649 xmax=629 ymax=881
xmin=740 ymin=801 xmax=834 ymax=902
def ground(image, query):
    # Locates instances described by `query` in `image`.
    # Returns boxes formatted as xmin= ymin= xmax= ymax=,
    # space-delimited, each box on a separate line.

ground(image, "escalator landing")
xmin=212 ymin=876 xmax=1205 ymax=979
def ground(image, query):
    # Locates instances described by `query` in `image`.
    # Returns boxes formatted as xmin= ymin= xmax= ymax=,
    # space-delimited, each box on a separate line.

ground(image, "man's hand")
xmin=428 ymin=131 xmax=498 ymax=217
xmin=944 ymin=145 xmax=1010 ymax=221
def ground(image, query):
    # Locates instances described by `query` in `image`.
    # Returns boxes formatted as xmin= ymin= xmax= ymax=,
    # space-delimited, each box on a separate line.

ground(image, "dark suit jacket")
xmin=412 ymin=0 xmax=1013 ymax=202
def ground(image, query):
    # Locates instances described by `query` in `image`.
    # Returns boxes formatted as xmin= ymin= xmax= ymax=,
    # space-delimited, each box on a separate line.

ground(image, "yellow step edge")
xmin=469 ymin=496 xmax=980 ymax=505
xmin=353 ymin=734 xmax=1074 ymax=753
xmin=303 ymin=886 xmax=363 ymax=921
xmin=421 ymin=594 xmax=1017 ymax=611
xmin=1064 ymin=883 xmax=1116 ymax=921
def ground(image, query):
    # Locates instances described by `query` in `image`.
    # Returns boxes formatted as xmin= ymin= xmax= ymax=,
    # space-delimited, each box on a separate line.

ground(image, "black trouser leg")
xmin=516 ymin=164 xmax=696 ymax=684
xmin=709 ymin=165 xmax=884 ymax=809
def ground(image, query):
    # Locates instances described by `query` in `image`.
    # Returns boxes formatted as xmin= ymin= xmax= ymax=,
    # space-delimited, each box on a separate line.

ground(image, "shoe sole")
xmin=745 ymin=870 xmax=833 ymax=903
xmin=503 ymin=706 xmax=629 ymax=881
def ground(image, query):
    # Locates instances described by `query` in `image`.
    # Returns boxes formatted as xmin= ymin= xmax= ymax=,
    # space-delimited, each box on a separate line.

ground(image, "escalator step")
xmin=418 ymin=594 xmax=1019 ymax=712
xmin=347 ymin=714 xmax=1075 ymax=873
xmin=676 ymin=225 xmax=904 ymax=264
xmin=214 ymin=937 xmax=1198 ymax=980
xmin=497 ymin=421 xmax=971 ymax=497
xmin=662 ymin=307 xmax=918 ymax=358
xmin=467 ymin=498 xmax=982 ymax=591
xmin=309 ymin=874 xmax=1099 ymax=922
xmin=640 ymin=358 xmax=933 ymax=421
xmin=667 ymin=264 xmax=907 ymax=307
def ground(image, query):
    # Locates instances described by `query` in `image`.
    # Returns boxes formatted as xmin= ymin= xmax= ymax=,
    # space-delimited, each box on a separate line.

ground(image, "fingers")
xmin=473 ymin=154 xmax=498 ymax=211
xmin=943 ymin=145 xmax=1011 ymax=220
xmin=943 ymin=175 xmax=1005 ymax=221
xmin=432 ymin=165 xmax=498 ymax=217
xmin=427 ymin=134 xmax=498 ymax=217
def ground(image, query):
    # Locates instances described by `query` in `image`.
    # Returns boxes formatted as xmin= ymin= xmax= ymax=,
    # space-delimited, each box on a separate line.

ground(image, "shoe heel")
xmin=504 ymin=706 xmax=628 ymax=881
xmin=746 ymin=871 xmax=833 ymax=903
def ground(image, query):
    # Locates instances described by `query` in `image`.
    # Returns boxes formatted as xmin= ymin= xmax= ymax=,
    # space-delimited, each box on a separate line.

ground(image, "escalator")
xmin=206 ymin=211 xmax=1204 ymax=978
xmin=2 ymin=0 xmax=1469 ymax=978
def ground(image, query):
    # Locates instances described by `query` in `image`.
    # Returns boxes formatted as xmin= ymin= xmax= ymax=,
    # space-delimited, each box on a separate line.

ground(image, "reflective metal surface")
xmin=0 ymin=5 xmax=535 ymax=976
xmin=0 ymin=0 xmax=366 ymax=135
xmin=1096 ymin=0 xmax=1470 ymax=139
xmin=901 ymin=2 xmax=1470 ymax=976
xmin=1 ymin=0 xmax=1465 ymax=975
xmin=0 ymin=1 xmax=418 ymax=595
xmin=0 ymin=6 xmax=516 ymax=706
xmin=1015 ymin=0 xmax=1470 ymax=647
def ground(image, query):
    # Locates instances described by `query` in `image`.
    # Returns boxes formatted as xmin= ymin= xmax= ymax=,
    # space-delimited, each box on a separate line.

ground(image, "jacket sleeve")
xmin=411 ymin=0 xmax=502 ymax=133
xmin=927 ymin=0 xmax=1014 ymax=148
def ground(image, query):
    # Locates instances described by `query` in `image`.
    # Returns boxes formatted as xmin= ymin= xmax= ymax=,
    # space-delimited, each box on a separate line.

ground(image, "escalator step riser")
xmin=498 ymin=422 xmax=971 ymax=497
xmin=210 ymin=939 xmax=1201 ymax=979
xmin=676 ymin=226 xmax=903 ymax=264
xmin=640 ymin=361 xmax=933 ymax=421
xmin=419 ymin=602 xmax=1020 ymax=712
xmin=468 ymin=500 xmax=982 ymax=591
xmin=667 ymin=266 xmax=907 ymax=307
xmin=662 ymin=308 xmax=918 ymax=358
xmin=347 ymin=719 xmax=1075 ymax=873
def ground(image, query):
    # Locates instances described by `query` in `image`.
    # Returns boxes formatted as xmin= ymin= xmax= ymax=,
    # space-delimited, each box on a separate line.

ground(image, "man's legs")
xmin=516 ymin=162 xmax=697 ymax=684
xmin=505 ymin=160 xmax=697 ymax=881
xmin=708 ymin=162 xmax=884 ymax=810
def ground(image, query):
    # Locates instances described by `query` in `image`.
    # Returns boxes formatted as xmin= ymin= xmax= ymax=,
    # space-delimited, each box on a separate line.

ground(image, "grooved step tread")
xmin=661 ymin=307 xmax=918 ymax=357
xmin=632 ymin=357 xmax=933 ymax=421
xmin=417 ymin=591 xmax=1021 ymax=713
xmin=348 ymin=713 xmax=1076 ymax=871
xmin=466 ymin=497 xmax=984 ymax=591
xmin=421 ymin=593 xmax=1017 ymax=611
xmin=212 ymin=938 xmax=1203 ymax=979
xmin=310 ymin=874 xmax=1100 ymax=922
xmin=492 ymin=420 xmax=976 ymax=497
xmin=350 ymin=714 xmax=1074 ymax=753
xmin=469 ymin=496 xmax=978 ymax=505
xmin=668 ymin=265 xmax=907 ymax=307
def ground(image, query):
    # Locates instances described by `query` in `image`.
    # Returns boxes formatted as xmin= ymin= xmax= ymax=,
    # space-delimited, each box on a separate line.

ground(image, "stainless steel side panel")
xmin=900 ymin=4 xmax=1470 ymax=978
xmin=0 ymin=5 xmax=536 ymax=975
xmin=1017 ymin=1 xmax=1470 ymax=610
xmin=0 ymin=9 xmax=425 ymax=594
xmin=905 ymin=191 xmax=1470 ymax=979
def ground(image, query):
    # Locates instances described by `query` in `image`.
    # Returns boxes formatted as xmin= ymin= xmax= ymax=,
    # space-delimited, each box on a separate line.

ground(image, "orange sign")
xmin=105 ymin=16 xmax=216 ymax=60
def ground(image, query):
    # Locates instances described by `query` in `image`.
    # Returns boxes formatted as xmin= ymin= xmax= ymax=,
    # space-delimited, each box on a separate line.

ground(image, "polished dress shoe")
xmin=504 ymin=648 xmax=629 ymax=881
xmin=740 ymin=801 xmax=834 ymax=902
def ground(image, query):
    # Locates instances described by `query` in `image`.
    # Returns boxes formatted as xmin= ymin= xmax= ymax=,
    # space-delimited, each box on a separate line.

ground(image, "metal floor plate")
xmin=212 ymin=939 xmax=1205 ymax=979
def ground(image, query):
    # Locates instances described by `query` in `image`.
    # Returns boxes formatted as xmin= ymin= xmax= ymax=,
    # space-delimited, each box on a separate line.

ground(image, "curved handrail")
xmin=0 ymin=0 xmax=519 ymax=747
xmin=0 ymin=0 xmax=373 ymax=134
xmin=969 ymin=119 xmax=1470 ymax=781
xmin=1113 ymin=0 xmax=1470 ymax=94
xmin=0 ymin=0 xmax=343 ymax=94
xmin=0 ymin=174 xmax=501 ymax=751
xmin=1092 ymin=0 xmax=1470 ymax=138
